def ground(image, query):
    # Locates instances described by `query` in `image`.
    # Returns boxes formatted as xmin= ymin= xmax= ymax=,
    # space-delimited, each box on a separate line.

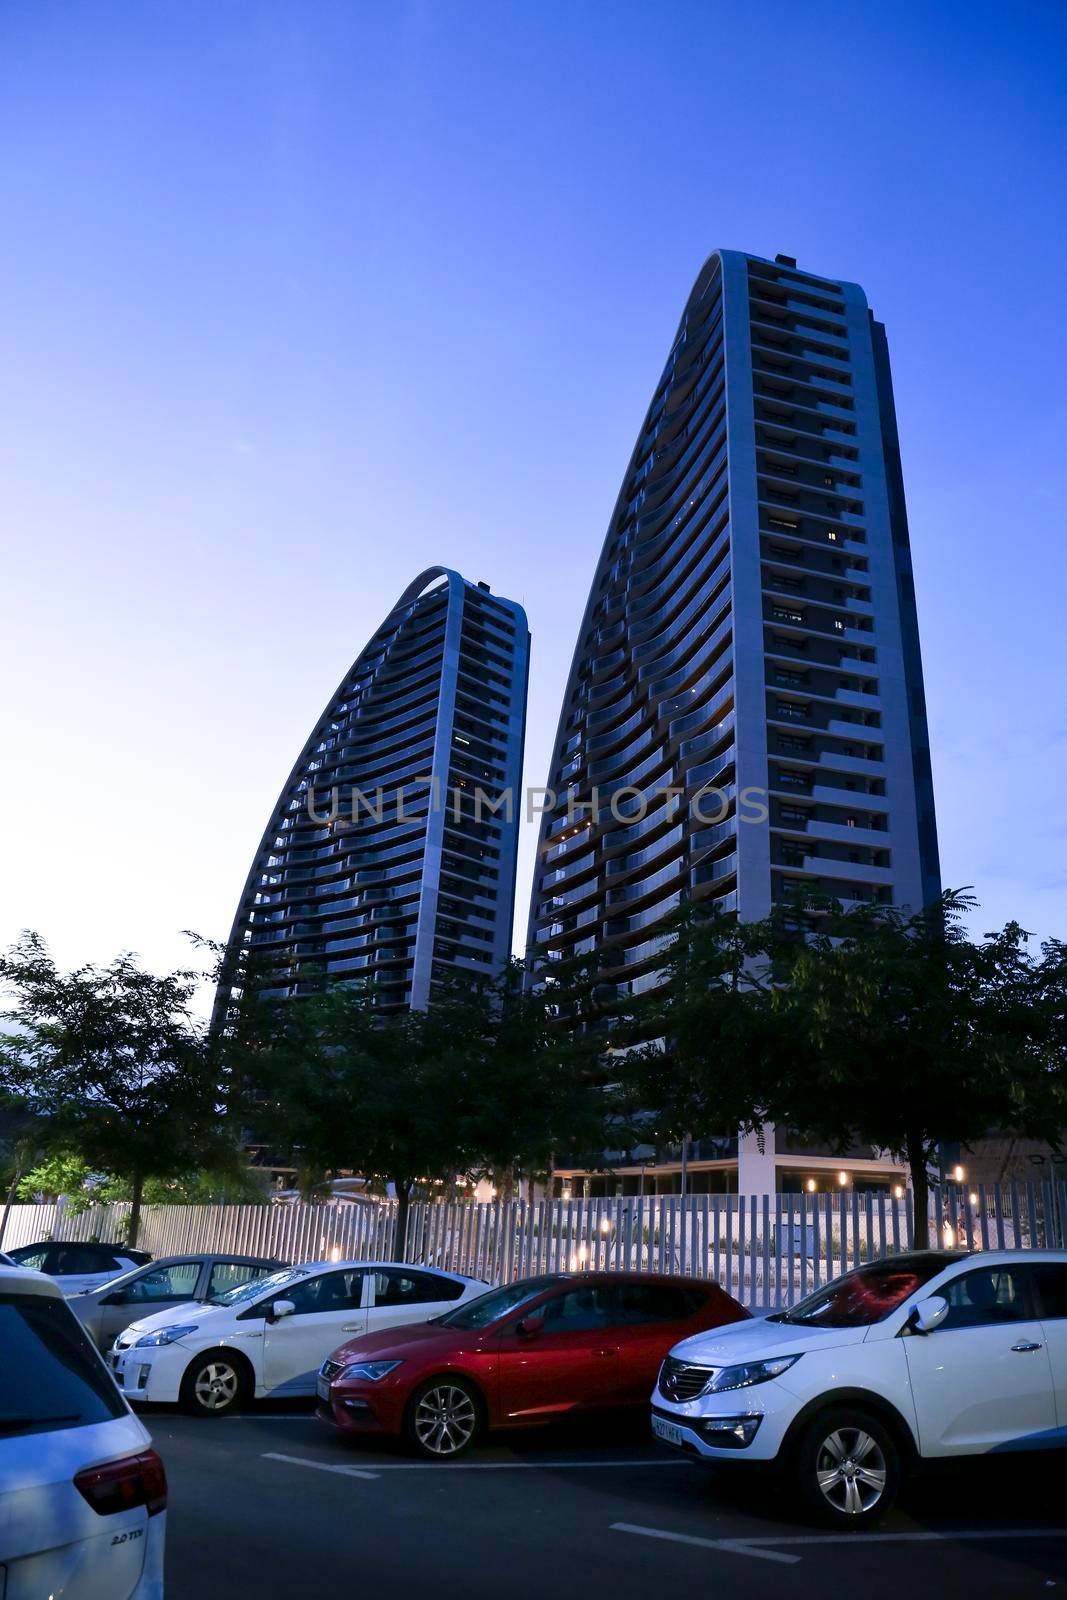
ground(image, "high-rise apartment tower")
xmin=527 ymin=250 xmax=939 ymax=1194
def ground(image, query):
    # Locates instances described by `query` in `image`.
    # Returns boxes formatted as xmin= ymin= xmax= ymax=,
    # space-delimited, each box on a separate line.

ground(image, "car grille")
xmin=320 ymin=1358 xmax=344 ymax=1381
xmin=659 ymin=1356 xmax=716 ymax=1402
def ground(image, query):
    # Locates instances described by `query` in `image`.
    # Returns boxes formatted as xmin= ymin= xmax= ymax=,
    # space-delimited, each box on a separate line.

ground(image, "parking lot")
xmin=148 ymin=1402 xmax=1067 ymax=1598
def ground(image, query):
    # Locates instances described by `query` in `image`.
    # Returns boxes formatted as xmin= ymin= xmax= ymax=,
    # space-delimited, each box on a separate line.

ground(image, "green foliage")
xmin=16 ymin=1149 xmax=267 ymax=1212
xmin=771 ymin=893 xmax=1067 ymax=1239
xmin=620 ymin=890 xmax=1066 ymax=1245
xmin=0 ymin=932 xmax=240 ymax=1242
xmin=618 ymin=904 xmax=796 ymax=1149
xmin=252 ymin=959 xmax=617 ymax=1242
xmin=17 ymin=1151 xmax=99 ymax=1212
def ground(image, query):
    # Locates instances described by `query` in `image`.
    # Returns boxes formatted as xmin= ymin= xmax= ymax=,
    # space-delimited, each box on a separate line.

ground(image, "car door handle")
xmin=342 ymin=1323 xmax=362 ymax=1332
xmin=591 ymin=1348 xmax=617 ymax=1358
xmin=1011 ymin=1341 xmax=1043 ymax=1352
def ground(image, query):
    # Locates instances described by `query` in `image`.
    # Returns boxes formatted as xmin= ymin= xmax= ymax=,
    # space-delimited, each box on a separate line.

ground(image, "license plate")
xmin=316 ymin=1376 xmax=330 ymax=1402
xmin=652 ymin=1415 xmax=684 ymax=1447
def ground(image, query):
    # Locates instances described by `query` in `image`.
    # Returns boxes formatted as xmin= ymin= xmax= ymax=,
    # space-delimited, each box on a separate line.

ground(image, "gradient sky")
xmin=2 ymin=0 xmax=1065 ymax=1005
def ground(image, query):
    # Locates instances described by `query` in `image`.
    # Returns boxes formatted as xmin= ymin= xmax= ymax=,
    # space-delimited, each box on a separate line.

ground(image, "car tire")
xmin=180 ymin=1351 xmax=251 ymax=1418
xmin=794 ymin=1406 xmax=900 ymax=1528
xmin=404 ymin=1376 xmax=483 ymax=1460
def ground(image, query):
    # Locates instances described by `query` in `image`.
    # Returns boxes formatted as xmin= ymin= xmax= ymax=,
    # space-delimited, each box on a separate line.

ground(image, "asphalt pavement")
xmin=146 ymin=1402 xmax=1067 ymax=1599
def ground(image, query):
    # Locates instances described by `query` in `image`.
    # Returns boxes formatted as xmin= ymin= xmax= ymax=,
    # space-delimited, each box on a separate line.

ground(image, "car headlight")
xmin=338 ymin=1359 xmax=403 ymax=1382
xmin=706 ymin=1355 xmax=801 ymax=1392
xmin=135 ymin=1323 xmax=200 ymax=1347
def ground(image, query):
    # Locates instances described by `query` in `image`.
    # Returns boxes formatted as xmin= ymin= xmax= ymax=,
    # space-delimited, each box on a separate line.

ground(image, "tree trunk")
xmin=393 ymin=1180 xmax=411 ymax=1261
xmin=906 ymin=1132 xmax=929 ymax=1249
xmin=0 ymin=1158 xmax=23 ymax=1248
xmin=128 ymin=1171 xmax=145 ymax=1249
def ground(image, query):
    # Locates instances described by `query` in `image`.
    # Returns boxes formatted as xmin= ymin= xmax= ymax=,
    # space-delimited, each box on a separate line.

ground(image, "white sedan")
xmin=110 ymin=1261 xmax=488 ymax=1415
xmin=0 ymin=1263 xmax=166 ymax=1598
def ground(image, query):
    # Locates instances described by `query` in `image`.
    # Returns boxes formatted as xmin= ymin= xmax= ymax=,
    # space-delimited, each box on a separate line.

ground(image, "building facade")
xmin=526 ymin=250 xmax=939 ymax=1196
xmin=219 ymin=567 xmax=529 ymax=1020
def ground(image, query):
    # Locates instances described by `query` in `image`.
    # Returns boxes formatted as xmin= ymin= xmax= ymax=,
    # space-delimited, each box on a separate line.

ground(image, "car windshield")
xmin=211 ymin=1267 xmax=309 ymax=1307
xmin=436 ymin=1278 xmax=561 ymax=1330
xmin=769 ymin=1252 xmax=957 ymax=1329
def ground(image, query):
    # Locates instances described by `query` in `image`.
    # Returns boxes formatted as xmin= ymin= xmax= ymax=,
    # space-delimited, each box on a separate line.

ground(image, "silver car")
xmin=69 ymin=1252 xmax=287 ymax=1348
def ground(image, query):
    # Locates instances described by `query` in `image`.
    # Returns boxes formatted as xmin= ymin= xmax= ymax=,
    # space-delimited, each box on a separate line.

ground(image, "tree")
xmin=255 ymin=979 xmax=485 ymax=1252
xmin=15 ymin=1151 xmax=268 ymax=1213
xmin=0 ymin=1096 xmax=45 ymax=1248
xmin=0 ymin=933 xmax=237 ymax=1246
xmin=618 ymin=904 xmax=798 ymax=1156
xmin=254 ymin=961 xmax=618 ymax=1251
xmin=458 ymin=958 xmax=615 ymax=1190
xmin=773 ymin=893 xmax=1067 ymax=1246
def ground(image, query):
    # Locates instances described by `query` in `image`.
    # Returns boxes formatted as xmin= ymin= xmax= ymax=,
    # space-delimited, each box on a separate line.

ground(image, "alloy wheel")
xmin=413 ymin=1384 xmax=478 ymax=1457
xmin=814 ymin=1426 xmax=888 ymax=1517
xmin=194 ymin=1360 xmax=240 ymax=1412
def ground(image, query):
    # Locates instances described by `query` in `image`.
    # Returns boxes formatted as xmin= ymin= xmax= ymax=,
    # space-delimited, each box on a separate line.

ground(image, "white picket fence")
xmin=4 ymin=1182 xmax=1064 ymax=1310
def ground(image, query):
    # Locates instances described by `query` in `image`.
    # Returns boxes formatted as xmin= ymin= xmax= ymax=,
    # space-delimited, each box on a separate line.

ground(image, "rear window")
xmin=613 ymin=1283 xmax=706 ymax=1323
xmin=0 ymin=1291 xmax=126 ymax=1437
xmin=52 ymin=1244 xmax=122 ymax=1275
xmin=9 ymin=1244 xmax=52 ymax=1270
xmin=1032 ymin=1263 xmax=1067 ymax=1320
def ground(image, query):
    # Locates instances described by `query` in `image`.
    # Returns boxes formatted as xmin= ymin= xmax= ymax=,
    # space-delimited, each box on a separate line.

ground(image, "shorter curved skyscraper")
xmin=219 ymin=567 xmax=528 ymax=1017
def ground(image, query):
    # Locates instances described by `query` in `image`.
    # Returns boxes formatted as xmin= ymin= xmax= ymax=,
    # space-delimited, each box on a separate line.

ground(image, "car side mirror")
xmin=908 ymin=1295 xmax=949 ymax=1335
xmin=100 ymin=1291 xmax=126 ymax=1306
xmin=270 ymin=1298 xmax=297 ymax=1322
xmin=516 ymin=1314 xmax=545 ymax=1339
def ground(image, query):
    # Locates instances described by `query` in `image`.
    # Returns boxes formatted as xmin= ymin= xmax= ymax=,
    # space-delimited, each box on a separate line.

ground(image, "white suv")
xmin=652 ymin=1249 xmax=1067 ymax=1527
xmin=0 ymin=1264 xmax=166 ymax=1597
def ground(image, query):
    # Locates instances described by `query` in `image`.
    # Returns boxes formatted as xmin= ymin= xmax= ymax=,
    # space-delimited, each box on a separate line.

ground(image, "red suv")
xmin=317 ymin=1271 xmax=748 ymax=1459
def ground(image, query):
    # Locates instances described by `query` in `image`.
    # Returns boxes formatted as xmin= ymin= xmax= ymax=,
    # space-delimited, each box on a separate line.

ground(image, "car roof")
xmin=946 ymin=1249 xmax=1067 ymax=1264
xmin=129 ymin=1252 xmax=286 ymax=1268
xmin=12 ymin=1239 xmax=136 ymax=1256
xmin=509 ymin=1271 xmax=724 ymax=1289
xmin=288 ymin=1260 xmax=479 ymax=1277
xmin=0 ymin=1265 xmax=63 ymax=1297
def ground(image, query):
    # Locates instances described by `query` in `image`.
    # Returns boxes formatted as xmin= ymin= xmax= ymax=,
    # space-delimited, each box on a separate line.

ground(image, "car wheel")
xmin=405 ymin=1377 xmax=482 ymax=1460
xmin=795 ymin=1407 xmax=900 ymax=1528
xmin=180 ymin=1351 xmax=250 ymax=1417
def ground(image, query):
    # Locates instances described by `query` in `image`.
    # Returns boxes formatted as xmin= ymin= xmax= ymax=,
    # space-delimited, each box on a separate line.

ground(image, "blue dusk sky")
xmin=1 ymin=0 xmax=1065 ymax=999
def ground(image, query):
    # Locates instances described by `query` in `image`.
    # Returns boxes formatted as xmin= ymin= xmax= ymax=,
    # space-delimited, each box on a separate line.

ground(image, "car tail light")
xmin=74 ymin=1448 xmax=167 ymax=1517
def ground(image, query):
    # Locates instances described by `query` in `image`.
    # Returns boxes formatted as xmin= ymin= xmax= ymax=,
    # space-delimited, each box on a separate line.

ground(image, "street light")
xmin=953 ymin=1164 xmax=965 ymax=1183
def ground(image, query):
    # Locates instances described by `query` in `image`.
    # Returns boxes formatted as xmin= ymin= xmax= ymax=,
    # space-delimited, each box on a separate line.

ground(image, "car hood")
xmin=118 ymin=1300 xmax=217 ymax=1339
xmin=327 ymin=1319 xmax=483 ymax=1368
xmin=670 ymin=1313 xmax=871 ymax=1364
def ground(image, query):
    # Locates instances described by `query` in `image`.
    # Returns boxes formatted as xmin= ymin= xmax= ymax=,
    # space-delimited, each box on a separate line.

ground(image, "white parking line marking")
xmin=264 ymin=1451 xmax=692 ymax=1474
xmin=612 ymin=1521 xmax=1067 ymax=1564
xmin=611 ymin=1523 xmax=800 ymax=1565
xmin=264 ymin=1452 xmax=380 ymax=1480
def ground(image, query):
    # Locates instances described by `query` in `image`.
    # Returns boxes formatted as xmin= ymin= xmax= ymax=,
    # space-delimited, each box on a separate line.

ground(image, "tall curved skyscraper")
xmin=527 ymin=249 xmax=939 ymax=1194
xmin=219 ymin=567 xmax=528 ymax=1019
